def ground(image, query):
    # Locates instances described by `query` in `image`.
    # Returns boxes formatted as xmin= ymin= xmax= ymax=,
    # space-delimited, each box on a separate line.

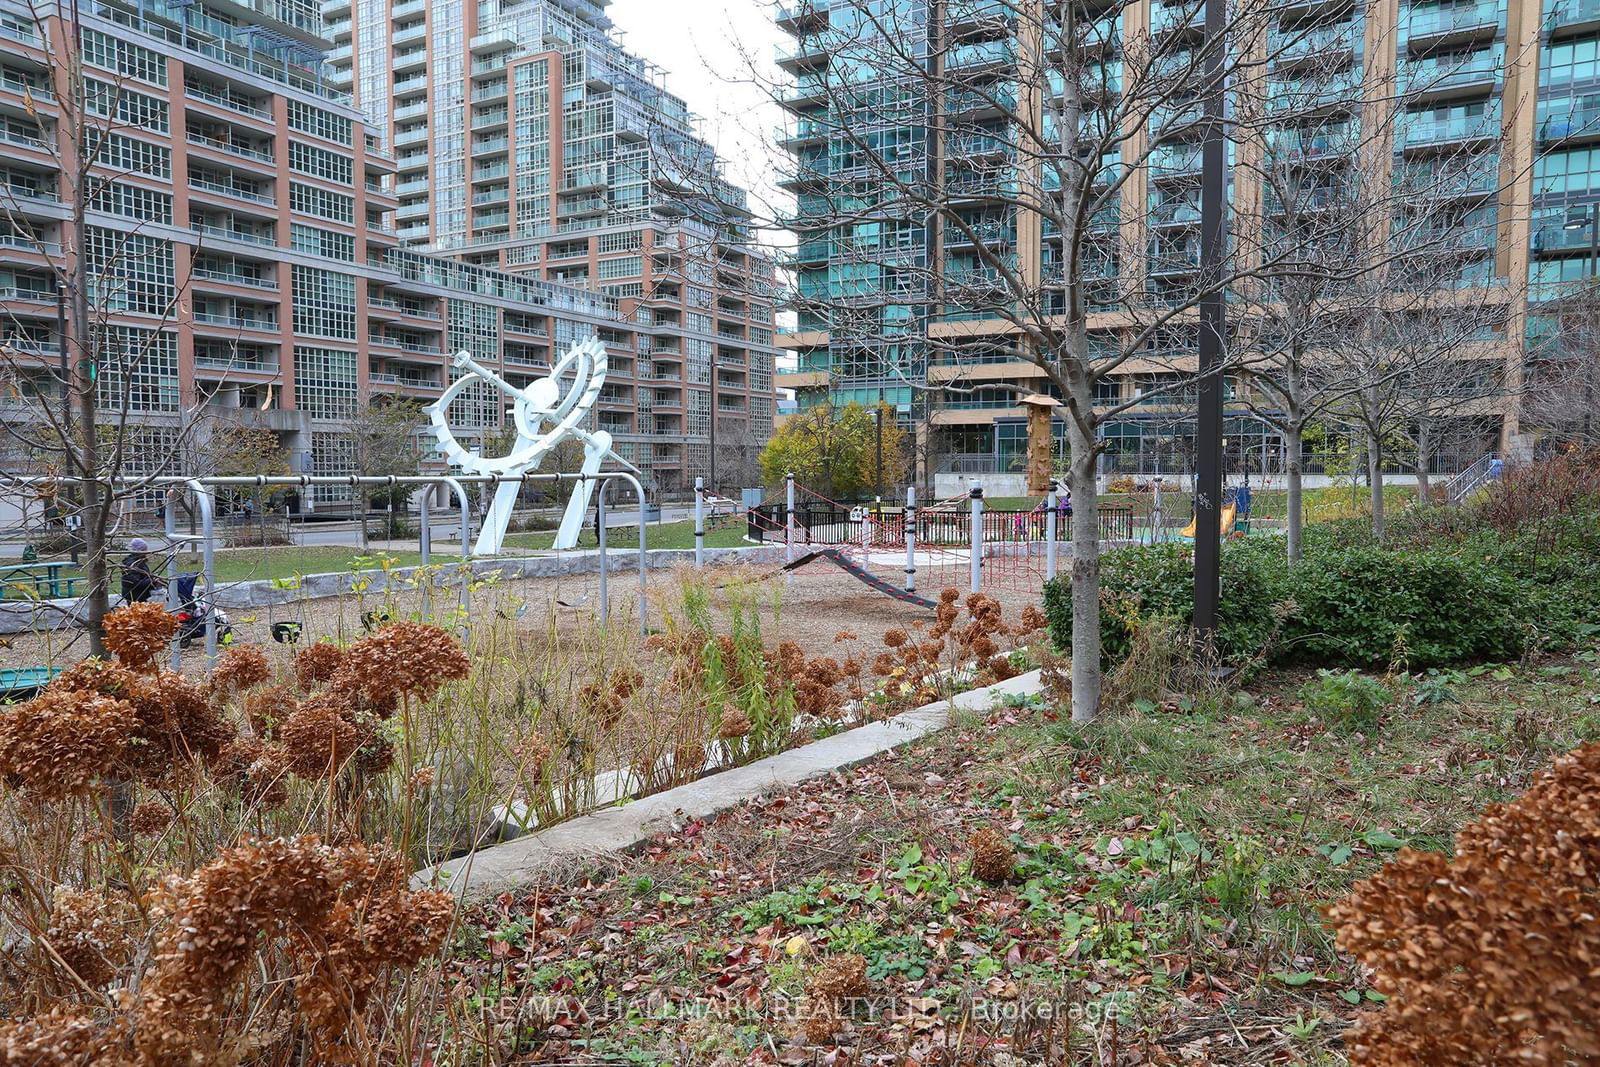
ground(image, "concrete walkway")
xmin=413 ymin=669 xmax=1044 ymax=900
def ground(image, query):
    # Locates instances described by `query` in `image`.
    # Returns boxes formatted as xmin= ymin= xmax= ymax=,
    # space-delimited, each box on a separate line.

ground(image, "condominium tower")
xmin=0 ymin=0 xmax=766 ymax=509
xmin=775 ymin=0 xmax=1590 ymax=491
xmin=325 ymin=0 xmax=779 ymax=484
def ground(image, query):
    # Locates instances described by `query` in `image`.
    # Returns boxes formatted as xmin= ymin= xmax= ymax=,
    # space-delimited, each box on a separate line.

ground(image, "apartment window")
xmin=288 ymin=143 xmax=353 ymax=185
xmin=95 ymin=326 xmax=178 ymax=412
xmin=1543 ymin=34 xmax=1600 ymax=87
xmin=598 ymin=255 xmax=642 ymax=280
xmin=85 ymin=132 xmax=170 ymax=178
xmin=291 ymin=266 xmax=356 ymax=340
xmin=599 ymin=230 xmax=642 ymax=253
xmin=1534 ymin=145 xmax=1600 ymax=195
xmin=84 ymin=78 xmax=167 ymax=133
xmin=603 ymin=282 xmax=643 ymax=298
xmin=290 ymin=223 xmax=354 ymax=261
xmin=687 ymin=312 xmax=712 ymax=333
xmin=81 ymin=28 xmax=166 ymax=86
xmin=289 ymin=182 xmax=354 ymax=223
xmin=286 ymin=100 xmax=353 ymax=146
xmin=89 ymin=181 xmax=173 ymax=225
xmin=85 ymin=228 xmax=172 ymax=314
xmin=687 ymin=285 xmax=712 ymax=308
xmin=294 ymin=347 xmax=358 ymax=418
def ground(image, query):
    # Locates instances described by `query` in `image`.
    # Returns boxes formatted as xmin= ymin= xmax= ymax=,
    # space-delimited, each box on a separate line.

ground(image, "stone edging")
xmin=411 ymin=669 xmax=1045 ymax=899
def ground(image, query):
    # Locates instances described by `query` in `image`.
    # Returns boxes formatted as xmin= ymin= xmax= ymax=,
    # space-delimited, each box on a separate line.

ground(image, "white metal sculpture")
xmin=424 ymin=336 xmax=637 ymax=554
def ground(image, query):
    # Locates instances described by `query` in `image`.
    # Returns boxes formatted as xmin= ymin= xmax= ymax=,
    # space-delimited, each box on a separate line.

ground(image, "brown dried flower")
xmin=242 ymin=683 xmax=296 ymax=739
xmin=46 ymin=887 xmax=138 ymax=988
xmin=970 ymin=827 xmax=1016 ymax=884
xmin=294 ymin=642 xmax=346 ymax=691
xmin=124 ymin=670 xmax=235 ymax=779
xmin=341 ymin=622 xmax=470 ymax=705
xmin=1329 ymin=743 xmax=1600 ymax=1065
xmin=127 ymin=800 xmax=172 ymax=837
xmin=0 ymin=1011 xmax=131 ymax=1066
xmin=717 ymin=707 xmax=753 ymax=739
xmin=1019 ymin=605 xmax=1048 ymax=634
xmin=207 ymin=645 xmax=271 ymax=698
xmin=49 ymin=658 xmax=142 ymax=701
xmin=102 ymin=602 xmax=179 ymax=670
xmin=833 ymin=629 xmax=858 ymax=643
xmin=280 ymin=693 xmax=361 ymax=777
xmin=513 ymin=734 xmax=552 ymax=775
xmin=0 ymin=689 xmax=136 ymax=799
xmin=809 ymin=953 xmax=870 ymax=1001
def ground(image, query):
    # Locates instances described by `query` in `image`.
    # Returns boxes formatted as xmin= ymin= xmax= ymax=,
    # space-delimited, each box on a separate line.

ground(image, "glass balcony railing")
xmin=1548 ymin=0 xmax=1600 ymax=28
xmin=1268 ymin=22 xmax=1360 ymax=63
xmin=1402 ymin=112 xmax=1501 ymax=147
xmin=1407 ymin=1 xmax=1501 ymax=38
xmin=1400 ymin=51 xmax=1502 ymax=94
xmin=1539 ymin=103 xmax=1600 ymax=141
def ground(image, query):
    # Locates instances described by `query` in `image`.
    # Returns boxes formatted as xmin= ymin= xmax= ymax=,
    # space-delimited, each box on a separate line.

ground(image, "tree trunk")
xmin=1367 ymin=428 xmax=1385 ymax=543
xmin=1066 ymin=402 xmax=1101 ymax=724
xmin=71 ymin=274 xmax=107 ymax=656
xmin=1285 ymin=423 xmax=1304 ymax=564
xmin=1414 ymin=420 xmax=1432 ymax=502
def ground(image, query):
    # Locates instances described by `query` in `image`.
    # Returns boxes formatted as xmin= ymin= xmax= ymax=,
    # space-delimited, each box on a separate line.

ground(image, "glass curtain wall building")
xmin=776 ymin=0 xmax=1581 ymax=488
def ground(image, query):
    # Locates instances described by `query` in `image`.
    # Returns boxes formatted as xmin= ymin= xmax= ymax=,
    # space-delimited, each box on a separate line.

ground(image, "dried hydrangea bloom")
xmin=341 ymin=622 xmax=469 ymax=705
xmin=1019 ymin=605 xmax=1048 ymax=634
xmin=138 ymin=836 xmax=453 ymax=1063
xmin=970 ymin=827 xmax=1016 ymax=884
xmin=49 ymin=658 xmax=142 ymax=701
xmin=102 ymin=602 xmax=180 ymax=670
xmin=279 ymin=693 xmax=361 ymax=778
xmin=939 ymin=588 xmax=960 ymax=605
xmin=124 ymin=670 xmax=235 ymax=780
xmin=293 ymin=642 xmax=346 ymax=691
xmin=808 ymin=953 xmax=870 ymax=1002
xmin=882 ymin=628 xmax=909 ymax=649
xmin=833 ymin=629 xmax=858 ymax=643
xmin=353 ymin=734 xmax=394 ymax=777
xmin=46 ymin=887 xmax=139 ymax=988
xmin=0 ymin=689 xmax=137 ymax=799
xmin=0 ymin=1010 xmax=132 ymax=1066
xmin=1330 ymin=742 xmax=1600 ymax=1065
xmin=207 ymin=645 xmax=270 ymax=698
xmin=127 ymin=801 xmax=172 ymax=837
xmin=717 ymin=707 xmax=753 ymax=739
xmin=513 ymin=733 xmax=552 ymax=774
xmin=215 ymin=737 xmax=291 ymax=805
xmin=242 ymin=684 xmax=296 ymax=739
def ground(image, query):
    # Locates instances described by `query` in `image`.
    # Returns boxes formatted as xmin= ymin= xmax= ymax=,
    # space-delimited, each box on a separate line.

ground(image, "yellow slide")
xmin=1181 ymin=504 xmax=1237 ymax=539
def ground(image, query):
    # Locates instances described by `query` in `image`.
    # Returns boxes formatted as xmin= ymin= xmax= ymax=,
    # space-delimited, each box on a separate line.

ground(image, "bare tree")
xmin=0 ymin=0 xmax=221 ymax=651
xmin=1525 ymin=277 xmax=1600 ymax=448
xmin=345 ymin=399 xmax=426 ymax=550
xmin=747 ymin=0 xmax=1529 ymax=720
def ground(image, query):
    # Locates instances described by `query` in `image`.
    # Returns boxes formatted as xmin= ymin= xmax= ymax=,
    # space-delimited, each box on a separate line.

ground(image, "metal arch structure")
xmin=423 ymin=337 xmax=640 ymax=555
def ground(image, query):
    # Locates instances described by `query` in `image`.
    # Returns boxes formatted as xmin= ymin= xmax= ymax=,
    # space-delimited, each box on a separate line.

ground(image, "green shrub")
xmin=1043 ymin=539 xmax=1286 ymax=666
xmin=1283 ymin=546 xmax=1529 ymax=668
xmin=1299 ymin=669 xmax=1391 ymax=728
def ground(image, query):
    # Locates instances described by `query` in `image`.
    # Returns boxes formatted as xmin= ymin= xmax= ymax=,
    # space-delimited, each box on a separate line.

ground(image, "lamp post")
xmin=1194 ymin=0 xmax=1228 ymax=638
xmin=1564 ymin=205 xmax=1599 ymax=441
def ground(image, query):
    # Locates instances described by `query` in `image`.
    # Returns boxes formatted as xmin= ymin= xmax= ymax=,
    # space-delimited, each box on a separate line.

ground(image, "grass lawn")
xmin=449 ymin=651 xmax=1600 ymax=1064
xmin=501 ymin=517 xmax=751 ymax=552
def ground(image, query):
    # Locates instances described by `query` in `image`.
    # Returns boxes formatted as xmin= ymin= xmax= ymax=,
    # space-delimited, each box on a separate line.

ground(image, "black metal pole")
xmin=1194 ymin=0 xmax=1227 ymax=637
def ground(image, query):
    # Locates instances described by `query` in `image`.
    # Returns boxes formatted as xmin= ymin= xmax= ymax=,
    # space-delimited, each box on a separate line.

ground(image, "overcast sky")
xmin=605 ymin=0 xmax=793 ymax=245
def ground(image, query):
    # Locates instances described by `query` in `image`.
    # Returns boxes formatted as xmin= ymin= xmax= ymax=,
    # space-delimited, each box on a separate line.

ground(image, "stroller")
xmin=170 ymin=573 xmax=234 ymax=648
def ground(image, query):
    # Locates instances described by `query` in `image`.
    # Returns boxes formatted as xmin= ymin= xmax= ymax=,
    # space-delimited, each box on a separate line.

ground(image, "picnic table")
xmin=0 ymin=666 xmax=61 ymax=700
xmin=0 ymin=561 xmax=82 ymax=600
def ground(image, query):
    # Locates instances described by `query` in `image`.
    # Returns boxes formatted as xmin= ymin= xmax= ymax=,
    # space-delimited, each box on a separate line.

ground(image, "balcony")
xmin=1402 ymin=112 xmax=1501 ymax=150
xmin=394 ymin=73 xmax=428 ymax=97
xmin=776 ymin=36 xmax=829 ymax=70
xmin=1400 ymin=51 xmax=1502 ymax=98
xmin=193 ymin=311 xmax=278 ymax=331
xmin=190 ymin=223 xmax=278 ymax=247
xmin=189 ymin=177 xmax=276 ymax=207
xmin=472 ymin=186 xmax=509 ymax=205
xmin=393 ymin=101 xmax=429 ymax=122
xmin=395 ymin=177 xmax=430 ymax=196
xmin=192 ymin=267 xmax=278 ymax=290
xmin=776 ymin=1 xmax=830 ymax=33
xmin=1268 ymin=22 xmax=1359 ymax=67
xmin=782 ymin=72 xmax=828 ymax=110
xmin=184 ymin=85 xmax=269 ymax=119
xmin=1151 ymin=0 xmax=1204 ymax=36
xmin=472 ymin=106 xmax=509 ymax=130
xmin=194 ymin=353 xmax=278 ymax=373
xmin=1532 ymin=222 xmax=1600 ymax=253
xmin=391 ymin=0 xmax=426 ymax=18
xmin=1540 ymin=103 xmax=1600 ymax=144
xmin=1406 ymin=1 xmax=1500 ymax=42
xmin=472 ymin=209 xmax=509 ymax=228
xmin=471 ymin=82 xmax=507 ymax=102
xmin=394 ymin=124 xmax=430 ymax=146
xmin=369 ymin=298 xmax=441 ymax=320
xmin=1150 ymin=145 xmax=1204 ymax=178
xmin=472 ymin=136 xmax=509 ymax=155
xmin=393 ymin=48 xmax=427 ymax=73
xmin=186 ymin=132 xmax=275 ymax=164
xmin=392 ymin=21 xmax=427 ymax=45
xmin=470 ymin=28 xmax=517 ymax=53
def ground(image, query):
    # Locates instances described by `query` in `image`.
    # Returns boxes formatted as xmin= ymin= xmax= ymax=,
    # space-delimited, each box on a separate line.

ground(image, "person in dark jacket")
xmin=120 ymin=538 xmax=163 ymax=604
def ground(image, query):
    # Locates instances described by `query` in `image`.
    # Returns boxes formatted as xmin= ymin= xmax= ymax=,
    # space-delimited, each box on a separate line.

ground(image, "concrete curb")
xmin=412 ymin=669 xmax=1045 ymax=899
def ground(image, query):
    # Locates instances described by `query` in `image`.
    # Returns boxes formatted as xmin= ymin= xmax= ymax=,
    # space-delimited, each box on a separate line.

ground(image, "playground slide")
xmin=1180 ymin=503 xmax=1237 ymax=539
xmin=782 ymin=548 xmax=937 ymax=609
